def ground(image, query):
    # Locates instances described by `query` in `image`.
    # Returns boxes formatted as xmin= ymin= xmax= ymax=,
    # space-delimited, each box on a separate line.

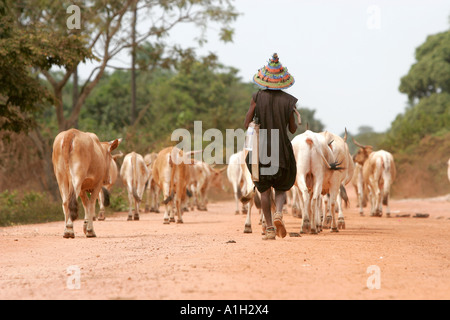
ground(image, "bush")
xmin=0 ymin=190 xmax=63 ymax=226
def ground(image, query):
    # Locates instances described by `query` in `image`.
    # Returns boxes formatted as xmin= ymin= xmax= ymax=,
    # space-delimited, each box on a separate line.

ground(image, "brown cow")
xmin=189 ymin=161 xmax=226 ymax=211
xmin=97 ymin=151 xmax=123 ymax=221
xmin=52 ymin=129 xmax=121 ymax=238
xmin=152 ymin=146 xmax=191 ymax=224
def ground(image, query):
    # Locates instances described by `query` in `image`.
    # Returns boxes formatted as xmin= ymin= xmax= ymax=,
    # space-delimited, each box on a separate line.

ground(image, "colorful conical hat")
xmin=253 ymin=53 xmax=295 ymax=90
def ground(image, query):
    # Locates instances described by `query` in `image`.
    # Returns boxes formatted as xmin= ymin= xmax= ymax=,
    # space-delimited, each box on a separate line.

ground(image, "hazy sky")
xmin=79 ymin=0 xmax=450 ymax=136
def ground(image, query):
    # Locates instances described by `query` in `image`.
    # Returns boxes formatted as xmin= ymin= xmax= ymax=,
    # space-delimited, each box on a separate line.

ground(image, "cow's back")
xmin=53 ymin=129 xmax=109 ymax=191
xmin=152 ymin=147 xmax=173 ymax=188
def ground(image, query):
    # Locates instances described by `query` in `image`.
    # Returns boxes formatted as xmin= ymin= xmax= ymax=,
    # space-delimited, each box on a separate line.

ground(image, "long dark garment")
xmin=245 ymin=89 xmax=298 ymax=193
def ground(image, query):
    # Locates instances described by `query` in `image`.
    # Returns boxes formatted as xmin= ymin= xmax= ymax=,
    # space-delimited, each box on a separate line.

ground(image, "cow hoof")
xmin=386 ymin=213 xmax=391 ymax=218
xmin=301 ymin=221 xmax=310 ymax=234
xmin=127 ymin=215 xmax=133 ymax=221
xmin=176 ymin=219 xmax=183 ymax=224
xmin=93 ymin=216 xmax=97 ymax=221
xmin=235 ymin=210 xmax=240 ymax=215
xmin=134 ymin=215 xmax=140 ymax=221
xmin=169 ymin=217 xmax=175 ymax=223
xmin=324 ymin=216 xmax=332 ymax=228
xmin=331 ymin=227 xmax=339 ymax=233
xmin=311 ymin=229 xmax=318 ymax=235
xmin=338 ymin=218 xmax=345 ymax=229
xmin=244 ymin=225 xmax=252 ymax=233
xmin=63 ymin=231 xmax=75 ymax=239
xmin=86 ymin=231 xmax=97 ymax=238
xmin=163 ymin=218 xmax=170 ymax=224
xmin=291 ymin=208 xmax=297 ymax=217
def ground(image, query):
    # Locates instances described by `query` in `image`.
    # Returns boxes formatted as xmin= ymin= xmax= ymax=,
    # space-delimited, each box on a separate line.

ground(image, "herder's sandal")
xmin=273 ymin=212 xmax=287 ymax=238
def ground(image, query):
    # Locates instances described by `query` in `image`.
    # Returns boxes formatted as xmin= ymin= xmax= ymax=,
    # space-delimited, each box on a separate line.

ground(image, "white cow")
xmin=120 ymin=152 xmax=151 ymax=221
xmin=362 ymin=150 xmax=396 ymax=217
xmin=292 ymin=130 xmax=343 ymax=234
xmin=351 ymin=162 xmax=368 ymax=214
xmin=239 ymin=150 xmax=263 ymax=234
xmin=144 ymin=152 xmax=160 ymax=213
xmin=447 ymin=158 xmax=450 ymax=183
xmin=227 ymin=151 xmax=247 ymax=214
xmin=320 ymin=130 xmax=354 ymax=229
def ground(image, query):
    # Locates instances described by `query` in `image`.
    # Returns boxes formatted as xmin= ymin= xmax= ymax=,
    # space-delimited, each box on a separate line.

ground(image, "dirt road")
xmin=1 ymin=189 xmax=449 ymax=300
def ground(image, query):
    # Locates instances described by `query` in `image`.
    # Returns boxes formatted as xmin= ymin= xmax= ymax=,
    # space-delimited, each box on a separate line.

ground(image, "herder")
xmin=244 ymin=53 xmax=300 ymax=240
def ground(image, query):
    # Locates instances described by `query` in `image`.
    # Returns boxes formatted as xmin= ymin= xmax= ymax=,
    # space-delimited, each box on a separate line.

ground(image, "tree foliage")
xmin=383 ymin=28 xmax=450 ymax=150
xmin=0 ymin=0 xmax=88 ymax=135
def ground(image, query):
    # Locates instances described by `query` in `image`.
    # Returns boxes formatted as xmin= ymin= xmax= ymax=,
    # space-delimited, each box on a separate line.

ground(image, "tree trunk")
xmin=130 ymin=0 xmax=137 ymax=125
xmin=72 ymin=65 xmax=79 ymax=129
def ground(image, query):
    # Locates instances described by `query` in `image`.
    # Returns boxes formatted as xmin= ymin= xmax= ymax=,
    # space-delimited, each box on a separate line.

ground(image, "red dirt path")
xmin=0 ymin=188 xmax=449 ymax=300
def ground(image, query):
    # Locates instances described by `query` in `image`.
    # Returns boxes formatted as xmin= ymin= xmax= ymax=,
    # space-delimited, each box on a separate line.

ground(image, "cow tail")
xmin=102 ymin=187 xmax=110 ymax=207
xmin=382 ymin=153 xmax=392 ymax=205
xmin=132 ymin=152 xmax=141 ymax=202
xmin=339 ymin=184 xmax=349 ymax=208
xmin=62 ymin=131 xmax=78 ymax=222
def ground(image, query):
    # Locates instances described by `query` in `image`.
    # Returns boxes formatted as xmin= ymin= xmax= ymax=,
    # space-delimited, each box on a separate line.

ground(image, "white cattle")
xmin=351 ymin=162 xmax=368 ymax=214
xmin=320 ymin=130 xmax=354 ymax=229
xmin=144 ymin=152 xmax=160 ymax=213
xmin=292 ymin=130 xmax=343 ymax=234
xmin=227 ymin=151 xmax=247 ymax=214
xmin=239 ymin=150 xmax=263 ymax=234
xmin=353 ymin=139 xmax=396 ymax=217
xmin=120 ymin=152 xmax=151 ymax=221
xmin=362 ymin=150 xmax=396 ymax=217
xmin=447 ymin=158 xmax=450 ymax=183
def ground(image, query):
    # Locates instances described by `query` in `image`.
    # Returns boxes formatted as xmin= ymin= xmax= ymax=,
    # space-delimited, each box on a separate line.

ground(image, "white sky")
xmin=79 ymin=0 xmax=450 ymax=136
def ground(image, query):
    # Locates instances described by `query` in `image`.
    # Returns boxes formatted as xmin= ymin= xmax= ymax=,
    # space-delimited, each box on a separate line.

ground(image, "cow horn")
xmin=112 ymin=151 xmax=124 ymax=160
xmin=343 ymin=128 xmax=348 ymax=142
xmin=352 ymin=137 xmax=366 ymax=148
xmin=184 ymin=150 xmax=203 ymax=156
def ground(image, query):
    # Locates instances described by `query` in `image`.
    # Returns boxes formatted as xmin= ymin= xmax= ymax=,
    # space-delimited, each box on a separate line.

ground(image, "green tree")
xmin=0 ymin=0 xmax=89 ymax=136
xmin=384 ymin=28 xmax=450 ymax=150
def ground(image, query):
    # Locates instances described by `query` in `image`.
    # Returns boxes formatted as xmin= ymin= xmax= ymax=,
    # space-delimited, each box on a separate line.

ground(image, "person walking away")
xmin=244 ymin=53 xmax=299 ymax=240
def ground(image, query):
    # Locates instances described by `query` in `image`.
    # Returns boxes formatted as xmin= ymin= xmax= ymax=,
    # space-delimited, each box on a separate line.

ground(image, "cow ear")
xmin=109 ymin=138 xmax=122 ymax=152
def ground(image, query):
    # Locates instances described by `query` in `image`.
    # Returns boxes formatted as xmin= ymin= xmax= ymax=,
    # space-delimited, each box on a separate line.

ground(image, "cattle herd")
xmin=52 ymin=127 xmax=401 ymax=239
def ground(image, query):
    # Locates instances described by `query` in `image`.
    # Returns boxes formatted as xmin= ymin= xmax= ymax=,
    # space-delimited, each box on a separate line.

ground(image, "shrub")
xmin=0 ymin=190 xmax=63 ymax=226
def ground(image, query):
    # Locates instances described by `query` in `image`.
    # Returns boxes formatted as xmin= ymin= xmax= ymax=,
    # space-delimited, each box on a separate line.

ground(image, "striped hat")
xmin=253 ymin=53 xmax=295 ymax=90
